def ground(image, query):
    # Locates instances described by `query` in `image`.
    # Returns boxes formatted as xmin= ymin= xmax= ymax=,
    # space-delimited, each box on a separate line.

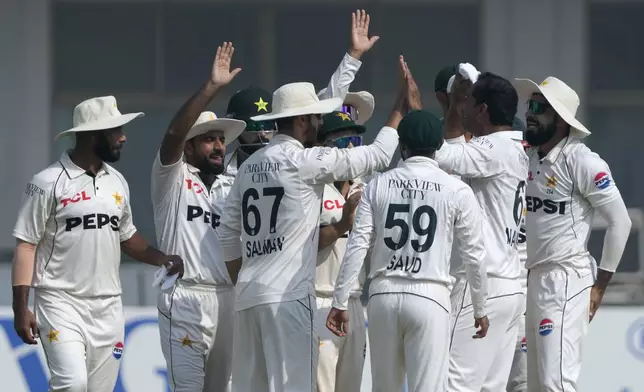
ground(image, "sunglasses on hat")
xmin=341 ymin=105 xmax=358 ymax=121
xmin=527 ymin=100 xmax=551 ymax=115
xmin=327 ymin=135 xmax=363 ymax=149
xmin=245 ymin=119 xmax=277 ymax=133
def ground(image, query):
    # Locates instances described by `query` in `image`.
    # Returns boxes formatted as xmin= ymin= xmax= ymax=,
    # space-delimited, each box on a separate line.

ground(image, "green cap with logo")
xmin=318 ymin=111 xmax=366 ymax=140
xmin=225 ymin=87 xmax=273 ymax=122
xmin=398 ymin=110 xmax=443 ymax=150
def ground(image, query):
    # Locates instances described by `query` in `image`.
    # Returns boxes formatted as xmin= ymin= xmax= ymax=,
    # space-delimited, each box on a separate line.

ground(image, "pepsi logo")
xmin=594 ymin=172 xmax=611 ymax=190
xmin=520 ymin=337 xmax=527 ymax=352
xmin=539 ymin=319 xmax=554 ymax=336
xmin=112 ymin=341 xmax=124 ymax=359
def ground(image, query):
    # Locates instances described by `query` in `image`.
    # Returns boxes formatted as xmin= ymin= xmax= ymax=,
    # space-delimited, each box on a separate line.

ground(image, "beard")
xmin=94 ymin=132 xmax=121 ymax=162
xmin=239 ymin=143 xmax=264 ymax=156
xmin=525 ymin=120 xmax=557 ymax=146
xmin=196 ymin=152 xmax=225 ymax=175
xmin=302 ymin=119 xmax=318 ymax=148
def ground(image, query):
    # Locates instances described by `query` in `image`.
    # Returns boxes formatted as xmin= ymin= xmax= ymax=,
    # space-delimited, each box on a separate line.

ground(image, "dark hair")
xmin=401 ymin=142 xmax=436 ymax=159
xmin=472 ymin=72 xmax=518 ymax=127
xmin=275 ymin=117 xmax=294 ymax=132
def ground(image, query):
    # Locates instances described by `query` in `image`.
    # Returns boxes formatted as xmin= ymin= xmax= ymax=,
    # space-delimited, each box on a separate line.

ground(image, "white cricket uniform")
xmin=525 ymin=137 xmax=620 ymax=391
xmin=219 ymin=127 xmax=397 ymax=392
xmin=316 ymin=183 xmax=366 ymax=392
xmin=13 ymin=152 xmax=136 ymax=392
xmin=435 ymin=132 xmax=528 ymax=391
xmin=151 ymin=153 xmax=235 ymax=392
xmin=507 ymin=131 xmax=529 ymax=392
xmin=332 ymin=156 xmax=488 ymax=392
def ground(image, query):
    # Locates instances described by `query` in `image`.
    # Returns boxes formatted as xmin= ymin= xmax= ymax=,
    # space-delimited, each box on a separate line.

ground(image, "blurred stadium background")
xmin=1 ymin=0 xmax=643 ymax=391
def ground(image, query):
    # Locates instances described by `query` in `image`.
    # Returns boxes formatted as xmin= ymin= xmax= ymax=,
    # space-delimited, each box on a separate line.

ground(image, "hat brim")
xmin=320 ymin=123 xmax=367 ymax=138
xmin=514 ymin=78 xmax=591 ymax=137
xmin=54 ymin=112 xmax=144 ymax=141
xmin=250 ymin=97 xmax=343 ymax=122
xmin=186 ymin=118 xmax=247 ymax=146
xmin=344 ymin=91 xmax=375 ymax=125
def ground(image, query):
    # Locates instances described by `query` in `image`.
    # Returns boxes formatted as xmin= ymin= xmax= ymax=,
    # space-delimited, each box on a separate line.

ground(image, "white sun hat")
xmin=251 ymin=82 xmax=343 ymax=122
xmin=316 ymin=88 xmax=375 ymax=125
xmin=185 ymin=111 xmax=246 ymax=146
xmin=513 ymin=76 xmax=590 ymax=137
xmin=55 ymin=96 xmax=144 ymax=141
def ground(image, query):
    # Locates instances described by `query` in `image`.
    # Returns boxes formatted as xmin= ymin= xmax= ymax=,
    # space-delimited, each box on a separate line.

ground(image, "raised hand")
xmin=349 ymin=9 xmax=380 ymax=60
xmin=210 ymin=42 xmax=242 ymax=87
xmin=404 ymin=62 xmax=423 ymax=111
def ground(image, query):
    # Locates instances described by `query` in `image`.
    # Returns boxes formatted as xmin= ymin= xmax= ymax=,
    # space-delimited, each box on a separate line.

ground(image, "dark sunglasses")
xmin=245 ymin=120 xmax=277 ymax=133
xmin=527 ymin=100 xmax=551 ymax=115
xmin=327 ymin=135 xmax=363 ymax=149
xmin=340 ymin=105 xmax=358 ymax=121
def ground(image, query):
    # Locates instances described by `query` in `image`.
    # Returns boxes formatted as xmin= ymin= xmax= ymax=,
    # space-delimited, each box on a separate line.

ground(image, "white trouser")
xmin=449 ymin=276 xmax=524 ymax=392
xmin=367 ymin=292 xmax=450 ymax=392
xmin=34 ymin=288 xmax=124 ymax=392
xmin=526 ymin=264 xmax=594 ymax=392
xmin=231 ymin=295 xmax=317 ymax=392
xmin=315 ymin=296 xmax=366 ymax=392
xmin=157 ymin=282 xmax=235 ymax=392
xmin=507 ymin=304 xmax=528 ymax=392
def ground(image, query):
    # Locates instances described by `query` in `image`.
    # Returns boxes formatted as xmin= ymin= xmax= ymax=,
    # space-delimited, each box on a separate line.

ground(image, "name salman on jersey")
xmin=242 ymin=161 xmax=285 ymax=257
xmin=384 ymin=178 xmax=444 ymax=274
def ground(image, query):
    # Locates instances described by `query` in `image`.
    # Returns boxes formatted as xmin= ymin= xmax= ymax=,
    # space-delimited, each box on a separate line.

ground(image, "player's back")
xmin=232 ymin=137 xmax=324 ymax=310
xmin=367 ymin=156 xmax=473 ymax=291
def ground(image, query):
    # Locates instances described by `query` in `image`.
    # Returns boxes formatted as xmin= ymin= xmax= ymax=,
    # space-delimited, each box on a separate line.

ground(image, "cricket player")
xmin=514 ymin=76 xmax=632 ymax=391
xmin=327 ymin=108 xmax=489 ymax=392
xmin=434 ymin=70 xmax=527 ymax=391
xmin=219 ymin=46 xmax=401 ymax=391
xmin=151 ymin=42 xmax=247 ymax=392
xmin=507 ymin=126 xmax=530 ymax=392
xmin=221 ymin=9 xmax=376 ymax=182
xmin=315 ymin=108 xmax=375 ymax=392
xmin=12 ymin=96 xmax=184 ymax=392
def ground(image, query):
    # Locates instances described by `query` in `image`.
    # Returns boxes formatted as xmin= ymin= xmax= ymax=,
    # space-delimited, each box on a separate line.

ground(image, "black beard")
xmin=197 ymin=155 xmax=224 ymax=175
xmin=94 ymin=134 xmax=120 ymax=162
xmin=525 ymin=121 xmax=557 ymax=146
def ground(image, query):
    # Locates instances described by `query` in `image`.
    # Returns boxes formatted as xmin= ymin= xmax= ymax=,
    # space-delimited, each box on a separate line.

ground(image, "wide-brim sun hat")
xmin=513 ymin=76 xmax=590 ymax=137
xmin=251 ymin=82 xmax=342 ymax=122
xmin=55 ymin=96 xmax=144 ymax=141
xmin=186 ymin=111 xmax=246 ymax=146
xmin=317 ymin=88 xmax=375 ymax=125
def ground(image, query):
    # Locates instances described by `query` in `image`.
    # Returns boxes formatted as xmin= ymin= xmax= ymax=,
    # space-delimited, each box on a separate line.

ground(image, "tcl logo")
xmin=61 ymin=191 xmax=91 ymax=207
xmin=65 ymin=213 xmax=119 ymax=232
xmin=324 ymin=200 xmax=344 ymax=210
xmin=185 ymin=179 xmax=204 ymax=194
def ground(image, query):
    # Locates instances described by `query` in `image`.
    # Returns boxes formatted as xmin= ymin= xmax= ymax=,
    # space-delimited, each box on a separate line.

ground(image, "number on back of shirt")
xmin=242 ymin=187 xmax=284 ymax=236
xmin=506 ymin=181 xmax=526 ymax=246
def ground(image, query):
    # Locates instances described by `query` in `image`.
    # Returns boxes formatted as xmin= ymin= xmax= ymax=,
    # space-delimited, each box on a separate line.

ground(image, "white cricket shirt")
xmin=525 ymin=137 xmax=621 ymax=271
xmin=509 ymin=131 xmax=529 ymax=289
xmin=13 ymin=152 xmax=137 ymax=297
xmin=150 ymin=153 xmax=233 ymax=286
xmin=435 ymin=131 xmax=529 ymax=280
xmin=332 ymin=157 xmax=488 ymax=318
xmin=219 ymin=127 xmax=398 ymax=311
xmin=315 ymin=183 xmax=364 ymax=298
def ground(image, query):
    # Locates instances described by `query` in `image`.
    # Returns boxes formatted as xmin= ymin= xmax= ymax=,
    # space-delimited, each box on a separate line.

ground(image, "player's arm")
xmin=571 ymin=153 xmax=631 ymax=320
xmin=317 ymin=10 xmax=377 ymax=101
xmin=433 ymin=135 xmax=501 ymax=178
xmin=159 ymin=42 xmax=241 ymax=166
xmin=318 ymin=190 xmax=361 ymax=251
xmin=328 ymin=183 xmax=376 ymax=337
xmin=443 ymin=72 xmax=470 ymax=139
xmin=454 ymin=186 xmax=489 ymax=338
xmin=220 ymin=176 xmax=244 ymax=282
xmin=119 ymin=181 xmax=184 ymax=276
xmin=12 ymin=176 xmax=52 ymax=344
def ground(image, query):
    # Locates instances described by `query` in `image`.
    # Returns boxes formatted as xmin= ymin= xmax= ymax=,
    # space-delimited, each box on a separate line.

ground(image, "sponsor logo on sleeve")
xmin=594 ymin=172 xmax=611 ymax=190
xmin=539 ymin=318 xmax=554 ymax=336
xmin=112 ymin=341 xmax=124 ymax=359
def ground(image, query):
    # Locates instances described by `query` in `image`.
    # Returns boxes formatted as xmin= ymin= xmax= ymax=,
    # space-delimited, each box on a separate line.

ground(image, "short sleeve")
xmin=13 ymin=177 xmax=53 ymax=245
xmin=151 ymin=151 xmax=185 ymax=206
xmin=434 ymin=136 xmax=503 ymax=178
xmin=119 ymin=180 xmax=137 ymax=242
xmin=570 ymin=151 xmax=621 ymax=208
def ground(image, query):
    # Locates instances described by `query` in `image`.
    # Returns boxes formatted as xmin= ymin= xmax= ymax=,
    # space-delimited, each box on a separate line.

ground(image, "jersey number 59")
xmin=384 ymin=204 xmax=438 ymax=253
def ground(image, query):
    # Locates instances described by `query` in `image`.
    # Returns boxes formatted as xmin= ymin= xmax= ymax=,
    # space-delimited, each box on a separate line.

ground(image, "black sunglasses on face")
xmin=527 ymin=100 xmax=551 ymax=115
